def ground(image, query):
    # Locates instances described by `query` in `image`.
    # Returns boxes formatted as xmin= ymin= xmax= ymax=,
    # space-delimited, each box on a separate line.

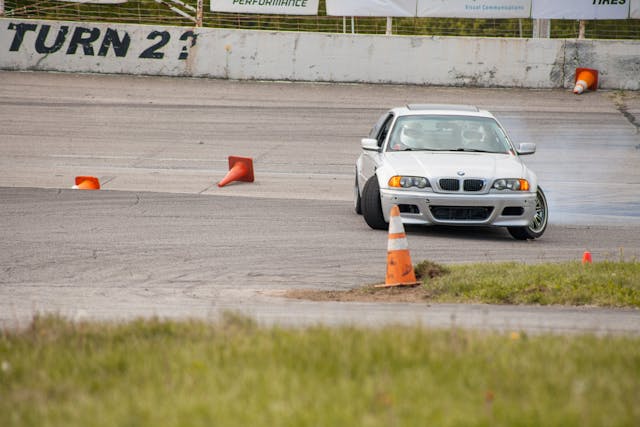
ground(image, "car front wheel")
xmin=361 ymin=176 xmax=388 ymax=230
xmin=508 ymin=186 xmax=548 ymax=240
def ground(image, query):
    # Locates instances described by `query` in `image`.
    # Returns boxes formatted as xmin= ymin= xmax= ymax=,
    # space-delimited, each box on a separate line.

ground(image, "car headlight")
xmin=492 ymin=179 xmax=530 ymax=191
xmin=388 ymin=176 xmax=431 ymax=189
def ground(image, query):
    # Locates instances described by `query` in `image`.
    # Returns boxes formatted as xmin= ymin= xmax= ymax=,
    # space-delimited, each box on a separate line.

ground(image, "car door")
xmin=360 ymin=112 xmax=394 ymax=184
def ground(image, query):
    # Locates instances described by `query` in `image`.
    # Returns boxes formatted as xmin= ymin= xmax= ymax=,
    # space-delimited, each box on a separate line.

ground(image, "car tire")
xmin=354 ymin=170 xmax=362 ymax=215
xmin=361 ymin=176 xmax=388 ymax=230
xmin=508 ymin=186 xmax=549 ymax=240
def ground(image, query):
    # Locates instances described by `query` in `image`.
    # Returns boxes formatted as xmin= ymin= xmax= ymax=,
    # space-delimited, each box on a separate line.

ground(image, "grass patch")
xmin=419 ymin=261 xmax=640 ymax=307
xmin=287 ymin=261 xmax=640 ymax=307
xmin=1 ymin=314 xmax=639 ymax=427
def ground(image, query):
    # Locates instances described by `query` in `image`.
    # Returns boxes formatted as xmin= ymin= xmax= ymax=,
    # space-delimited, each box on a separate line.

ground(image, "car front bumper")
xmin=380 ymin=188 xmax=537 ymax=227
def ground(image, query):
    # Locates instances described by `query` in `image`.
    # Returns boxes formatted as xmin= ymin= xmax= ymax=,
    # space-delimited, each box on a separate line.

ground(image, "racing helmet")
xmin=399 ymin=122 xmax=423 ymax=147
xmin=461 ymin=126 xmax=486 ymax=145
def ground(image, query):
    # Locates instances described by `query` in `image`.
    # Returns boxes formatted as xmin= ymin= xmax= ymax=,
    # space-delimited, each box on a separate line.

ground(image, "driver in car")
xmin=461 ymin=124 xmax=505 ymax=152
xmin=393 ymin=122 xmax=424 ymax=150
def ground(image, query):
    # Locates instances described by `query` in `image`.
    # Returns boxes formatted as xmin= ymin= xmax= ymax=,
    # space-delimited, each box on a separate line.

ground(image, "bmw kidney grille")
xmin=438 ymin=178 xmax=485 ymax=192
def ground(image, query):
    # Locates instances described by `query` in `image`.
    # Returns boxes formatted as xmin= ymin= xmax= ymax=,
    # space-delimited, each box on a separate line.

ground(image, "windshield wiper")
xmin=452 ymin=148 xmax=494 ymax=153
xmin=395 ymin=148 xmax=444 ymax=152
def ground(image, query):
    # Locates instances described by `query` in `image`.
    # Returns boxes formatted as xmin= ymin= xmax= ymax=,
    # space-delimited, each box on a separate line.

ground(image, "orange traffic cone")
xmin=573 ymin=68 xmax=598 ymax=94
xmin=376 ymin=205 xmax=420 ymax=288
xmin=217 ymin=156 xmax=255 ymax=187
xmin=582 ymin=251 xmax=592 ymax=264
xmin=72 ymin=176 xmax=100 ymax=190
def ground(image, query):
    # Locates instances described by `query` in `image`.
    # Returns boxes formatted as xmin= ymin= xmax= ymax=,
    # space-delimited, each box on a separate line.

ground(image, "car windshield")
xmin=387 ymin=115 xmax=512 ymax=154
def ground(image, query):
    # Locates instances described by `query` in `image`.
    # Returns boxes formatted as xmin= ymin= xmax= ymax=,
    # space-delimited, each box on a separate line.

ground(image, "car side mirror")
xmin=516 ymin=143 xmax=536 ymax=155
xmin=361 ymin=138 xmax=381 ymax=151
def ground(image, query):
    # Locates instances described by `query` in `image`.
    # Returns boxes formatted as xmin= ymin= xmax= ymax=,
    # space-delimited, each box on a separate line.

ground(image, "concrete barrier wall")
xmin=1 ymin=18 xmax=638 ymax=89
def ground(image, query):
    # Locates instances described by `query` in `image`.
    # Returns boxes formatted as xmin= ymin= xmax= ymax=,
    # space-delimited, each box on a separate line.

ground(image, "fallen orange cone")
xmin=217 ymin=156 xmax=254 ymax=187
xmin=72 ymin=176 xmax=100 ymax=190
xmin=573 ymin=68 xmax=598 ymax=94
xmin=376 ymin=205 xmax=420 ymax=288
xmin=582 ymin=250 xmax=592 ymax=264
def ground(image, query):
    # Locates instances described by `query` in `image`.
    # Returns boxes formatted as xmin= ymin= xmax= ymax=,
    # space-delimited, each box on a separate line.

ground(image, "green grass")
xmin=1 ymin=313 xmax=639 ymax=427
xmin=416 ymin=261 xmax=640 ymax=307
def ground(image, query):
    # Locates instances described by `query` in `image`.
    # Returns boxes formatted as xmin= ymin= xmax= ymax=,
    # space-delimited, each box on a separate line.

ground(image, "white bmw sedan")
xmin=354 ymin=104 xmax=548 ymax=240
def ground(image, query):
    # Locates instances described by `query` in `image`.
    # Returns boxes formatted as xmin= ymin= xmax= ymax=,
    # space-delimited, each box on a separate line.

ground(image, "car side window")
xmin=369 ymin=113 xmax=388 ymax=138
xmin=376 ymin=114 xmax=394 ymax=148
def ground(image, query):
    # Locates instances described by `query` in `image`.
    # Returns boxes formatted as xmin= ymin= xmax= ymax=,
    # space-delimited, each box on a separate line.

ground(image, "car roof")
xmin=391 ymin=104 xmax=495 ymax=118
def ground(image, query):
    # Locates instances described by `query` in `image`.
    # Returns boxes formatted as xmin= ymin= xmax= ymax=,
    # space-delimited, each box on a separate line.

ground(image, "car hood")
xmin=384 ymin=151 xmax=525 ymax=179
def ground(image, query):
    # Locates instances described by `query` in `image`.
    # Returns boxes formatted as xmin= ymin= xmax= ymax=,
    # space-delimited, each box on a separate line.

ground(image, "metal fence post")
xmin=386 ymin=17 xmax=392 ymax=35
xmin=196 ymin=0 xmax=203 ymax=27
xmin=518 ymin=18 xmax=523 ymax=38
xmin=532 ymin=19 xmax=550 ymax=38
xmin=578 ymin=20 xmax=586 ymax=39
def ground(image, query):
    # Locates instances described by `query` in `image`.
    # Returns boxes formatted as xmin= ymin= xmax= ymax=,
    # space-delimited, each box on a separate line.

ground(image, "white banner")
xmin=220 ymin=0 xmax=636 ymax=18
xmin=417 ymin=0 xmax=531 ymax=18
xmin=631 ymin=0 xmax=640 ymax=18
xmin=211 ymin=0 xmax=319 ymax=15
xmin=326 ymin=0 xmax=416 ymax=17
xmin=532 ymin=0 xmax=630 ymax=19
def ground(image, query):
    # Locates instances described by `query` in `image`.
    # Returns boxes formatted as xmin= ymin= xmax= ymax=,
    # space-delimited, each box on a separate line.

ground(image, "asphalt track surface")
xmin=1 ymin=71 xmax=640 ymax=334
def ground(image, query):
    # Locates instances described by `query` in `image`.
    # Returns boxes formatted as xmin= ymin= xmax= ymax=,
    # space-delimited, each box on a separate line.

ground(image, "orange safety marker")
xmin=72 ymin=176 xmax=100 ymax=190
xmin=582 ymin=251 xmax=593 ymax=264
xmin=573 ymin=68 xmax=598 ymax=94
xmin=217 ymin=156 xmax=255 ymax=187
xmin=376 ymin=205 xmax=420 ymax=288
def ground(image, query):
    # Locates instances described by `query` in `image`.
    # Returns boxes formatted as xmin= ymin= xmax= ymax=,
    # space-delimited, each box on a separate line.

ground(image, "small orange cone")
xmin=72 ymin=176 xmax=100 ymax=190
xmin=217 ymin=156 xmax=254 ymax=187
xmin=375 ymin=205 xmax=420 ymax=288
xmin=582 ymin=251 xmax=593 ymax=264
xmin=573 ymin=68 xmax=598 ymax=94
